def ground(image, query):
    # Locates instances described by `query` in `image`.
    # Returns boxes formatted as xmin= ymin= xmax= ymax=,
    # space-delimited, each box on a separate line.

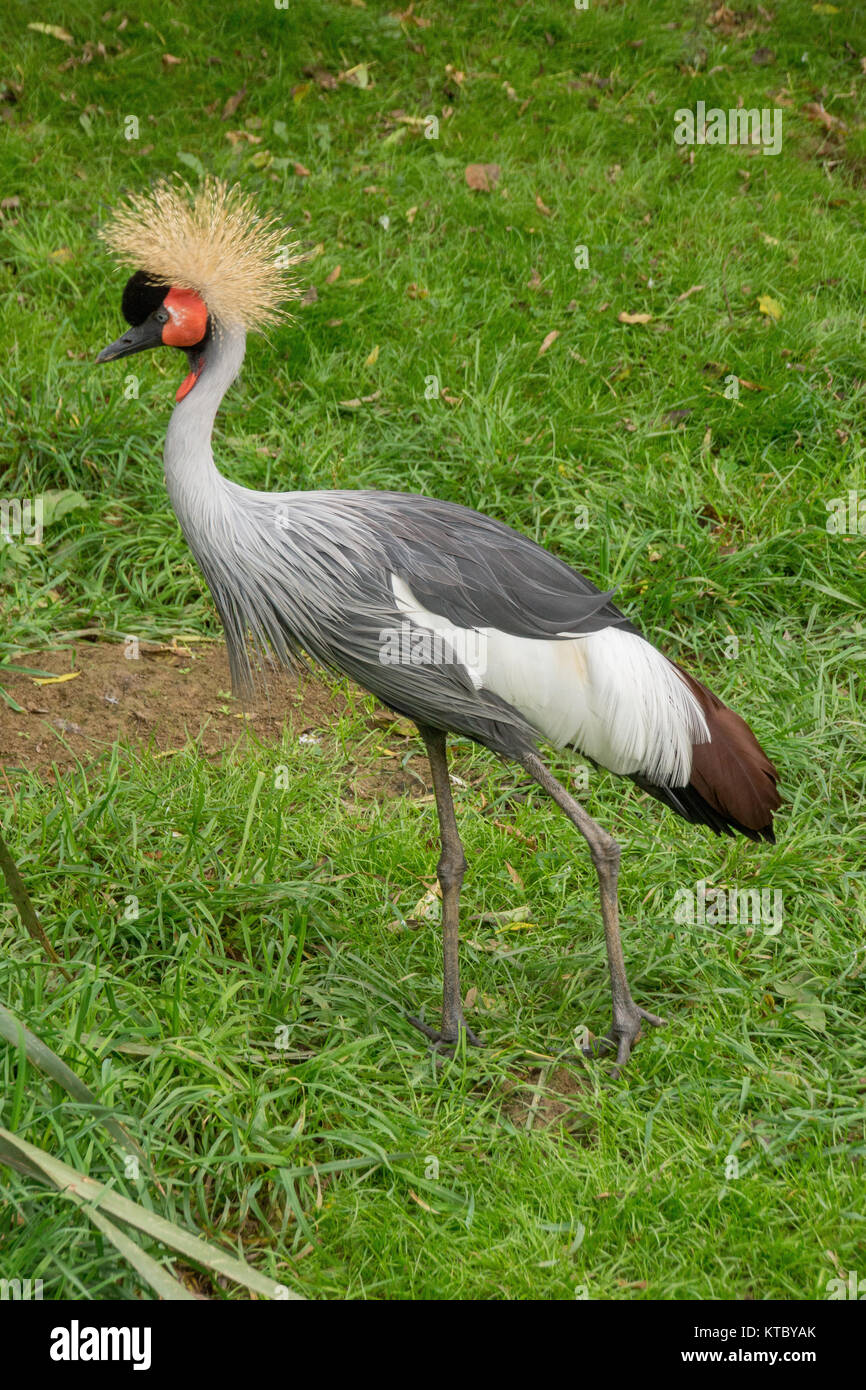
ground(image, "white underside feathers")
xmin=390 ymin=574 xmax=709 ymax=786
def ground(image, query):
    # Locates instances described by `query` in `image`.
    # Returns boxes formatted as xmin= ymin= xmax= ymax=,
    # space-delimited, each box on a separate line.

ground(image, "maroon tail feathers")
xmin=633 ymin=666 xmax=781 ymax=844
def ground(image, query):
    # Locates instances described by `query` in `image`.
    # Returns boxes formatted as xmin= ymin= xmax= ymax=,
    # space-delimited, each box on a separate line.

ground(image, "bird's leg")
xmin=407 ymin=725 xmax=481 ymax=1052
xmin=518 ymin=749 xmax=665 ymax=1074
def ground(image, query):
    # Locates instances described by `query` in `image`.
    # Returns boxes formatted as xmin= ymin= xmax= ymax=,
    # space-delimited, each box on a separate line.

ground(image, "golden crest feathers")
xmin=99 ymin=177 xmax=303 ymax=331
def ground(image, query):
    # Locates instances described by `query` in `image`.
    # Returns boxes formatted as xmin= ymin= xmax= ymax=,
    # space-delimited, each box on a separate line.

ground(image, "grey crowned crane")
xmin=96 ymin=180 xmax=780 ymax=1072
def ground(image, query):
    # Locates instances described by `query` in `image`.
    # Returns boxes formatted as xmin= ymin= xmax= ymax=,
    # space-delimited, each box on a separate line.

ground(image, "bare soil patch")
xmin=0 ymin=640 xmax=351 ymax=779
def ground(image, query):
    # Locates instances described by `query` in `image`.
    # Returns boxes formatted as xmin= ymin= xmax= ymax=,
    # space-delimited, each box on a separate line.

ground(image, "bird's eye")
xmin=155 ymin=307 xmax=169 ymax=324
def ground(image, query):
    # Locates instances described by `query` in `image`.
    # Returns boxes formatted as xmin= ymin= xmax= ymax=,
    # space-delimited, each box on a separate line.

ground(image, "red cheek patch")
xmin=162 ymin=287 xmax=208 ymax=347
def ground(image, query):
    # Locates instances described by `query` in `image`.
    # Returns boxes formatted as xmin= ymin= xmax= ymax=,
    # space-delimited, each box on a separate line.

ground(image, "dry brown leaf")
xmin=406 ymin=205 xmax=418 ymax=224
xmin=504 ymin=860 xmax=525 ymax=890
xmin=465 ymin=162 xmax=501 ymax=192
xmin=535 ymin=193 xmax=553 ymax=216
xmin=618 ymin=311 xmax=652 ymax=324
xmin=409 ymin=1190 xmax=433 ymax=1212
xmin=365 ymin=344 xmax=380 ymax=367
xmin=802 ymin=101 xmax=845 ymax=130
xmin=221 ymin=86 xmax=247 ymax=120
xmin=303 ymin=66 xmax=338 ymax=90
xmin=537 ymin=329 xmax=560 ymax=356
xmin=675 ymin=284 xmax=705 ymax=302
xmin=293 ymin=162 xmax=311 ymax=178
xmin=464 ymin=986 xmax=478 ymax=1010
xmin=161 ymin=53 xmax=182 ymax=68
xmin=493 ymin=820 xmax=538 ymax=850
xmin=325 ymin=264 xmax=341 ymax=284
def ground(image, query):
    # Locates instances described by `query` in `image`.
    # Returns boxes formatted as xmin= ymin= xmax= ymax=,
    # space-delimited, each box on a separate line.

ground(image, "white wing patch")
xmin=390 ymin=574 xmax=709 ymax=786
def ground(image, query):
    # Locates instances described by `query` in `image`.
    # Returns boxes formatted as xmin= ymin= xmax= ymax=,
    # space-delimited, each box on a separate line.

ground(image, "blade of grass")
xmin=0 ymin=1127 xmax=305 ymax=1301
xmin=0 ymin=1001 xmax=154 ymax=1180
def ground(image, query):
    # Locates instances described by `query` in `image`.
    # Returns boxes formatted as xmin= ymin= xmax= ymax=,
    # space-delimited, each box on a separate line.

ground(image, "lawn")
xmin=1 ymin=0 xmax=864 ymax=1301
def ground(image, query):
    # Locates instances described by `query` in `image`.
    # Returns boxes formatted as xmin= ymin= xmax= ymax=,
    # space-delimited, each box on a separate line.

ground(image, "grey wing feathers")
xmin=351 ymin=492 xmax=639 ymax=639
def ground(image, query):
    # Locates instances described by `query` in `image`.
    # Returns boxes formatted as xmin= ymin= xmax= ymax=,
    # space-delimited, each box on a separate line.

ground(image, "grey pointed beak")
xmin=97 ymin=315 xmax=164 ymax=363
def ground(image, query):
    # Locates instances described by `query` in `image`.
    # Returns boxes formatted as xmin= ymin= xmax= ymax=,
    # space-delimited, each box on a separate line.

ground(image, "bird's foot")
xmin=407 ymin=1011 xmax=483 ymax=1055
xmin=582 ymin=1003 xmax=665 ymax=1078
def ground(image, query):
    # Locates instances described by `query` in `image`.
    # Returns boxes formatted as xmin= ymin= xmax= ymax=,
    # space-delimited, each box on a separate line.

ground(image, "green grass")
xmin=1 ymin=0 xmax=865 ymax=1300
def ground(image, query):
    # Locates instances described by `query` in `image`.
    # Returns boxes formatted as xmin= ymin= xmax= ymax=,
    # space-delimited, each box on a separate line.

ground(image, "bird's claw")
xmin=582 ymin=1005 xmax=666 ymax=1077
xmin=407 ymin=1013 xmax=483 ymax=1054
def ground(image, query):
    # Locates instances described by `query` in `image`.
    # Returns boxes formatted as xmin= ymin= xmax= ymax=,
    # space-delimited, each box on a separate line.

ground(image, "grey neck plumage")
xmin=163 ymin=321 xmax=246 ymax=524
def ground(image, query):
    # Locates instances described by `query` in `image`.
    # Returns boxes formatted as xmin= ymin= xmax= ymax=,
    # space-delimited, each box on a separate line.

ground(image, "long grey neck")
xmin=163 ymin=323 xmax=246 ymax=524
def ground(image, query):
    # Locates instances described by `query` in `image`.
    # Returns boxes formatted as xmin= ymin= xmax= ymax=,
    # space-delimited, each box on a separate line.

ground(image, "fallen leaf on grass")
xmin=802 ymin=100 xmax=845 ymax=131
xmin=27 ymin=22 xmax=73 ymax=42
xmin=221 ymin=86 xmax=246 ymax=120
xmin=161 ymin=54 xmax=182 ymax=69
xmin=538 ymin=330 xmax=560 ymax=356
xmin=303 ymin=66 xmax=338 ymax=90
xmin=504 ymin=860 xmax=525 ymax=890
xmin=338 ymin=391 xmax=381 ymax=409
xmin=410 ymin=883 xmax=441 ymax=921
xmin=535 ymin=193 xmax=553 ymax=216
xmin=325 ymin=264 xmax=341 ymax=284
xmin=465 ymin=162 xmax=501 ymax=191
xmin=675 ymin=284 xmax=704 ymax=301
xmin=493 ymin=820 xmax=538 ymax=850
xmin=409 ymin=1190 xmax=432 ymax=1212
xmin=365 ymin=344 xmax=380 ymax=367
xmin=338 ymin=62 xmax=371 ymax=88
xmin=618 ymin=311 xmax=652 ymax=324
xmin=757 ymin=294 xmax=782 ymax=320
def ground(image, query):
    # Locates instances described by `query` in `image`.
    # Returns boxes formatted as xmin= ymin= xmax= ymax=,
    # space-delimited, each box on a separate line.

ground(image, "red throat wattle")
xmin=162 ymin=287 xmax=209 ymax=401
xmin=176 ymin=362 xmax=204 ymax=402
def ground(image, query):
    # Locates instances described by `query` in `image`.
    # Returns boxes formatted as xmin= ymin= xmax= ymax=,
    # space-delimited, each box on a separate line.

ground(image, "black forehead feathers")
xmin=121 ymin=271 xmax=169 ymax=326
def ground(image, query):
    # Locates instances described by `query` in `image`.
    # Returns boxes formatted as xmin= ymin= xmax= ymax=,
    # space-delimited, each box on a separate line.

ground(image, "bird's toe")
xmin=406 ymin=1013 xmax=483 ymax=1054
